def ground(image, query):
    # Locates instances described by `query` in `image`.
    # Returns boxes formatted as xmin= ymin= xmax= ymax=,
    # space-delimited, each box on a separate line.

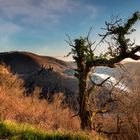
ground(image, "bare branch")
xmin=87 ymin=26 xmax=93 ymax=40
xmin=89 ymin=44 xmax=140 ymax=67
xmin=89 ymin=75 xmax=110 ymax=87
xmin=130 ymin=45 xmax=140 ymax=53
xmin=65 ymin=39 xmax=74 ymax=47
xmin=130 ymin=54 xmax=140 ymax=60
xmin=65 ymin=51 xmax=72 ymax=57
xmin=65 ymin=34 xmax=74 ymax=47
xmin=99 ymin=76 xmax=110 ymax=86
xmin=109 ymin=76 xmax=123 ymax=93
xmin=116 ymin=63 xmax=129 ymax=73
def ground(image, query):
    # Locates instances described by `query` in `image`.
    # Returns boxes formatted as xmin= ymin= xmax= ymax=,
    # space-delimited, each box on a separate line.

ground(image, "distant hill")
xmin=0 ymin=51 xmax=70 ymax=74
xmin=0 ymin=51 xmax=140 ymax=95
xmin=120 ymin=61 xmax=140 ymax=90
xmin=122 ymin=61 xmax=140 ymax=77
xmin=0 ymin=51 xmax=78 ymax=102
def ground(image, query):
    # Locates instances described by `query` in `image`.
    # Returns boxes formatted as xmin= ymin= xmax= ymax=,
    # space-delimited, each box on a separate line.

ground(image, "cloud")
xmin=130 ymin=23 xmax=140 ymax=45
xmin=0 ymin=18 xmax=23 ymax=51
xmin=0 ymin=21 xmax=22 ymax=35
xmin=0 ymin=0 xmax=99 ymax=55
xmin=0 ymin=0 xmax=98 ymax=26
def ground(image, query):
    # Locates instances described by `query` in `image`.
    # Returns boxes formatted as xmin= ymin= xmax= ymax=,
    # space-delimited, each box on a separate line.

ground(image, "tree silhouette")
xmin=67 ymin=11 xmax=140 ymax=130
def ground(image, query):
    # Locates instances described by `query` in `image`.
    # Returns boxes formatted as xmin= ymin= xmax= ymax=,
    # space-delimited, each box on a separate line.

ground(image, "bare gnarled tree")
xmin=67 ymin=11 xmax=140 ymax=131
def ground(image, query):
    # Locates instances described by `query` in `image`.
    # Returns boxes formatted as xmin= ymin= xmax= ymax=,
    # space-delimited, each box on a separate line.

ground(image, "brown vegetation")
xmin=112 ymin=90 xmax=140 ymax=140
xmin=89 ymin=87 xmax=140 ymax=140
xmin=0 ymin=65 xmax=80 ymax=132
xmin=0 ymin=62 xmax=140 ymax=140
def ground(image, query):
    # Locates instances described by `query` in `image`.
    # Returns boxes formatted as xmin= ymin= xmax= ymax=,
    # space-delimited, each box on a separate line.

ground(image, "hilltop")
xmin=0 ymin=51 xmax=70 ymax=74
xmin=0 ymin=51 xmax=140 ymax=93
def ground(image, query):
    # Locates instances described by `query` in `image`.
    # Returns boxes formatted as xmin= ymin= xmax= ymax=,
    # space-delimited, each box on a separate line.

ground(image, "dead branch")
xmin=109 ymin=76 xmax=124 ymax=93
xmin=65 ymin=34 xmax=74 ymax=47
xmin=87 ymin=26 xmax=93 ymax=40
xmin=89 ymin=75 xmax=110 ymax=87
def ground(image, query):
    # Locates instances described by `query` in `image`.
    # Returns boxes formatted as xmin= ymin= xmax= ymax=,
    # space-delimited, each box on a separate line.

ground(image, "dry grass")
xmin=1 ymin=63 xmax=140 ymax=140
xmin=0 ymin=64 xmax=106 ymax=139
xmin=95 ymin=87 xmax=140 ymax=140
xmin=0 ymin=64 xmax=80 ymax=132
xmin=0 ymin=88 xmax=80 ymax=132
xmin=112 ymin=90 xmax=140 ymax=140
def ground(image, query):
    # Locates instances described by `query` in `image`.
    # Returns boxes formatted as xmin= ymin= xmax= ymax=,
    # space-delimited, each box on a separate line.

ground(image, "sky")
xmin=0 ymin=0 xmax=140 ymax=60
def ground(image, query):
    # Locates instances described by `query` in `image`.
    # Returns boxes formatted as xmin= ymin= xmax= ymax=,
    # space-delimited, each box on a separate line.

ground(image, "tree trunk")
xmin=78 ymin=74 xmax=93 ymax=130
xmin=80 ymin=96 xmax=92 ymax=130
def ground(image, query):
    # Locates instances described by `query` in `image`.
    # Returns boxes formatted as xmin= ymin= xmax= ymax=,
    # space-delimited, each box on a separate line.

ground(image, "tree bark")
xmin=79 ymin=83 xmax=92 ymax=129
xmin=77 ymin=66 xmax=93 ymax=130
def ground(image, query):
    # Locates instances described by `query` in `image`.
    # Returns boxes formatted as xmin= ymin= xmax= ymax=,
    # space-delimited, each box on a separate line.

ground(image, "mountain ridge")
xmin=0 ymin=51 xmax=70 ymax=74
xmin=0 ymin=51 xmax=140 ymax=92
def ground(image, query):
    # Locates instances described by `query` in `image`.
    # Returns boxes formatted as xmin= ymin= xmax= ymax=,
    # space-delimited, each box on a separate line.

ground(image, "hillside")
xmin=117 ymin=62 xmax=140 ymax=90
xmin=122 ymin=61 xmax=140 ymax=80
xmin=0 ymin=51 xmax=70 ymax=74
xmin=0 ymin=52 xmax=140 ymax=139
xmin=0 ymin=51 xmax=140 ymax=94
xmin=0 ymin=51 xmax=79 ymax=105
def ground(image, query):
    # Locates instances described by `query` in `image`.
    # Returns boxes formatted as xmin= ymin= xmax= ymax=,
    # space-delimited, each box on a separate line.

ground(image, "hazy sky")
xmin=0 ymin=0 xmax=140 ymax=59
